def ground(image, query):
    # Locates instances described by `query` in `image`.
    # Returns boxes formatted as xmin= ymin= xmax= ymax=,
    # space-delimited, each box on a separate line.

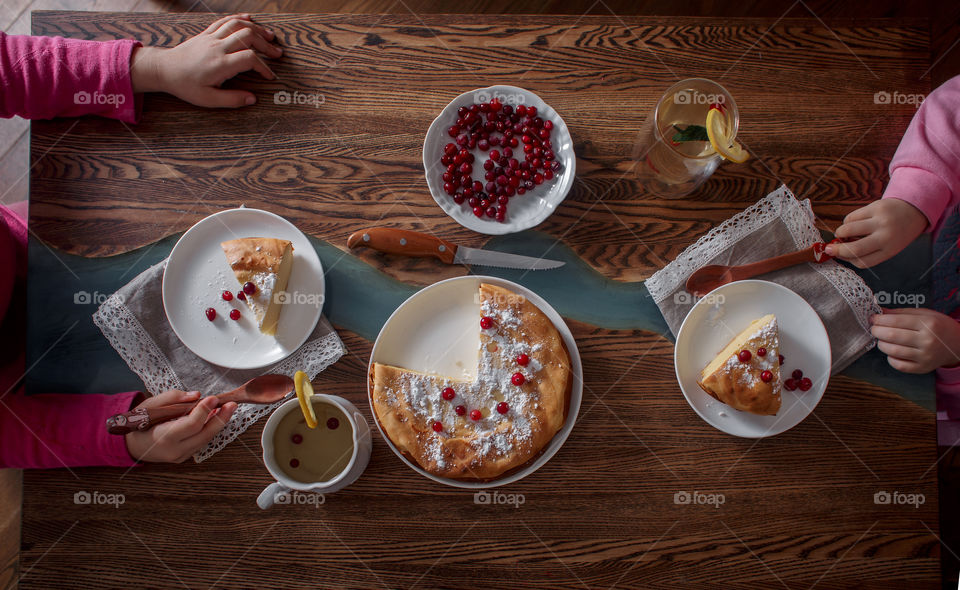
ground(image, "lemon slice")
xmin=705 ymin=108 xmax=750 ymax=163
xmin=294 ymin=370 xmax=318 ymax=429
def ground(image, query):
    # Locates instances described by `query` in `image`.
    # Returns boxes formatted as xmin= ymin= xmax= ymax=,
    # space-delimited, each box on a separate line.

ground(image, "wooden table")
xmin=21 ymin=11 xmax=938 ymax=589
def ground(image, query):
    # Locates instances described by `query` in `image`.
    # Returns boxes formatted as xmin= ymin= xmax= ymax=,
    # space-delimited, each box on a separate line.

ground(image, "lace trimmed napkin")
xmin=93 ymin=259 xmax=346 ymax=462
xmin=646 ymin=185 xmax=879 ymax=374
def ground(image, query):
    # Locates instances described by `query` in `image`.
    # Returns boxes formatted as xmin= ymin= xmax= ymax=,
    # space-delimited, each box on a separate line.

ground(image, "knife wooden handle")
xmin=347 ymin=228 xmax=457 ymax=264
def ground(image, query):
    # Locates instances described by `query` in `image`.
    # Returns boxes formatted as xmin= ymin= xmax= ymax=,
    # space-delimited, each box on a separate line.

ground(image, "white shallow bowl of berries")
xmin=368 ymin=275 xmax=583 ymax=488
xmin=423 ymin=85 xmax=576 ymax=235
xmin=674 ymin=280 xmax=831 ymax=438
xmin=162 ymin=207 xmax=325 ymax=370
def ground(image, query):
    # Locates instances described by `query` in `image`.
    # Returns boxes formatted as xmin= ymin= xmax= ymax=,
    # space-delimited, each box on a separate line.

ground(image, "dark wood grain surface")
xmin=22 ymin=11 xmax=938 ymax=589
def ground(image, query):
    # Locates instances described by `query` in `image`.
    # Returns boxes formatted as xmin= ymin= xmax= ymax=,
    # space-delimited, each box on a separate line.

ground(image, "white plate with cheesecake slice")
xmin=674 ymin=280 xmax=831 ymax=438
xmin=162 ymin=207 xmax=325 ymax=369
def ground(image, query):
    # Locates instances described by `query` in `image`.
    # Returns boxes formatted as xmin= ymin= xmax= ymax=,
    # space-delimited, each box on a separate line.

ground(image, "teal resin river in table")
xmin=25 ymin=231 xmax=934 ymax=410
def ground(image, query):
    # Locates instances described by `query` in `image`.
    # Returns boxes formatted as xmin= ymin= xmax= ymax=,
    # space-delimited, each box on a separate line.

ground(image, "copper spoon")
xmin=685 ymin=242 xmax=833 ymax=297
xmin=106 ymin=374 xmax=294 ymax=435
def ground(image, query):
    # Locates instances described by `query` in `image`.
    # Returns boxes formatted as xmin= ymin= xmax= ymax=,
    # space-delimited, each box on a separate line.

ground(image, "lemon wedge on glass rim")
xmin=705 ymin=107 xmax=750 ymax=163
xmin=294 ymin=370 xmax=318 ymax=429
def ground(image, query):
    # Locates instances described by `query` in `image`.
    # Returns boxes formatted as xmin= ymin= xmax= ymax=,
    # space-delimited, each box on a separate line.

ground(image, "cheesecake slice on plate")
xmin=697 ymin=314 xmax=782 ymax=416
xmin=221 ymin=237 xmax=294 ymax=335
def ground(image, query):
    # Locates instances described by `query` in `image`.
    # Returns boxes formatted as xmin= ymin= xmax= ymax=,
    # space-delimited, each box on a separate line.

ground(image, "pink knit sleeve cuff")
xmin=882 ymin=166 xmax=954 ymax=232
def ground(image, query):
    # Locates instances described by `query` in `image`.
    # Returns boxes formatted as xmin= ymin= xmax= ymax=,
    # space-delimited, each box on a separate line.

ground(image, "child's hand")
xmin=130 ymin=14 xmax=281 ymax=108
xmin=125 ymin=390 xmax=237 ymax=463
xmin=870 ymin=308 xmax=960 ymax=373
xmin=824 ymin=199 xmax=927 ymax=268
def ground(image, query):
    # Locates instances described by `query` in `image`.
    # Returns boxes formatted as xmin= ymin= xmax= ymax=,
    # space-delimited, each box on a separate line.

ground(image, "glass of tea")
xmin=258 ymin=395 xmax=372 ymax=509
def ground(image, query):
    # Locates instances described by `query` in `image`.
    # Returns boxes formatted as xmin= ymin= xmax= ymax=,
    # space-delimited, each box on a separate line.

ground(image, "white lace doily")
xmin=93 ymin=289 xmax=346 ymax=462
xmin=646 ymin=185 xmax=880 ymax=333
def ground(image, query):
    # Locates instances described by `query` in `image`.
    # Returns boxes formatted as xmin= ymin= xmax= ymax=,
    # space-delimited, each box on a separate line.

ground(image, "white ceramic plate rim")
xmin=422 ymin=85 xmax=576 ymax=235
xmin=673 ymin=280 xmax=831 ymax=438
xmin=161 ymin=208 xmax=325 ymax=369
xmin=368 ymin=275 xmax=583 ymax=488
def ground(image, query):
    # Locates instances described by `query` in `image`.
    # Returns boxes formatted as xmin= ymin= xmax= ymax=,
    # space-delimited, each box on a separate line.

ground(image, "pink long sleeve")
xmin=0 ymin=31 xmax=141 ymax=122
xmin=881 ymin=75 xmax=960 ymax=235
xmin=0 ymin=389 xmax=141 ymax=468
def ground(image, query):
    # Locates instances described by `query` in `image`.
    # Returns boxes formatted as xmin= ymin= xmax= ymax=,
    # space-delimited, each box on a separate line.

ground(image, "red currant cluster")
xmin=204 ymin=281 xmax=256 ymax=322
xmin=440 ymin=98 xmax=563 ymax=223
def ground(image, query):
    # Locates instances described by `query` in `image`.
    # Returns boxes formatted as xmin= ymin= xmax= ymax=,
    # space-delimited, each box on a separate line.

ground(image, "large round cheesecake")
xmin=370 ymin=283 xmax=571 ymax=480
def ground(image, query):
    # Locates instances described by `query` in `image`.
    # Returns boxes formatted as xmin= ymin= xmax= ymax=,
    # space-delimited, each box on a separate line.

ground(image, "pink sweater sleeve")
xmin=881 ymin=75 xmax=960 ymax=234
xmin=0 ymin=390 xmax=141 ymax=468
xmin=0 ymin=31 xmax=141 ymax=122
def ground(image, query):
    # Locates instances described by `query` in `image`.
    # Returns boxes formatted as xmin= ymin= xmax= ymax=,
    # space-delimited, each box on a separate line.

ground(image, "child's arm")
xmin=869 ymin=308 xmax=960 ymax=374
xmin=0 ymin=14 xmax=279 ymax=121
xmin=0 ymin=389 xmax=236 ymax=468
xmin=826 ymin=75 xmax=960 ymax=267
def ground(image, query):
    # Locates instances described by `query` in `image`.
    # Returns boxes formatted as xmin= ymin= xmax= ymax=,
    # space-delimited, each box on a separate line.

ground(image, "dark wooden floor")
xmin=1 ymin=1 xmax=958 ymax=589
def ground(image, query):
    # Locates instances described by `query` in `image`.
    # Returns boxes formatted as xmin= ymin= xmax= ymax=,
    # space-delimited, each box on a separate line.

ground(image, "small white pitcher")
xmin=257 ymin=395 xmax=371 ymax=509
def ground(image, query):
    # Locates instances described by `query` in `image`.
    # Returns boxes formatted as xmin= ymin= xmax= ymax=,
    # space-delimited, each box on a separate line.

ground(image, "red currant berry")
xmin=291 ymin=434 xmax=303 ymax=444
xmin=737 ymin=350 xmax=751 ymax=362
xmin=470 ymin=409 xmax=482 ymax=421
xmin=511 ymin=372 xmax=525 ymax=386
xmin=799 ymin=377 xmax=813 ymax=391
xmin=783 ymin=378 xmax=797 ymax=391
xmin=760 ymin=370 xmax=773 ymax=383
xmin=243 ymin=281 xmax=257 ymax=295
xmin=756 ymin=347 xmax=767 ymax=357
xmin=496 ymin=402 xmax=509 ymax=414
xmin=237 ymin=291 xmax=246 ymax=301
xmin=792 ymin=369 xmax=803 ymax=381
xmin=480 ymin=316 xmax=493 ymax=329
xmin=455 ymin=405 xmax=466 ymax=416
xmin=229 ymin=309 xmax=241 ymax=321
xmin=205 ymin=308 xmax=216 ymax=321
xmin=778 ymin=354 xmax=785 ymax=365
xmin=516 ymin=353 xmax=530 ymax=366
xmin=442 ymin=387 xmax=455 ymax=401
xmin=326 ymin=417 xmax=339 ymax=430
xmin=289 ymin=458 xmax=300 ymax=468
xmin=222 ymin=290 xmax=233 ymax=301
xmin=432 ymin=421 xmax=443 ymax=432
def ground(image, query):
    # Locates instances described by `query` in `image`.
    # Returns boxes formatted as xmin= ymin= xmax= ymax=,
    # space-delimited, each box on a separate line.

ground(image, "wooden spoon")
xmin=106 ymin=374 xmax=294 ymax=435
xmin=685 ymin=242 xmax=832 ymax=297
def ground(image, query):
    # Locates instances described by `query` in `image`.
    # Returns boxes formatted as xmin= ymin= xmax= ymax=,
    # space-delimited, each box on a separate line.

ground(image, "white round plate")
xmin=422 ymin=85 xmax=576 ymax=235
xmin=674 ymin=280 xmax=831 ymax=438
xmin=162 ymin=208 xmax=325 ymax=369
xmin=368 ymin=275 xmax=583 ymax=488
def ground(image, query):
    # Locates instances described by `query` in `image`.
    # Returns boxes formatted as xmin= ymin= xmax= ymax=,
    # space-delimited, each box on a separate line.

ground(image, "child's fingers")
xmin=167 ymin=396 xmax=220 ymax=440
xmin=211 ymin=17 xmax=274 ymax=42
xmin=224 ymin=49 xmax=276 ymax=80
xmin=887 ymin=356 xmax=924 ymax=373
xmin=833 ymin=219 xmax=874 ymax=240
xmin=842 ymin=204 xmax=874 ymax=224
xmin=138 ymin=390 xmax=200 ymax=409
xmin=827 ymin=237 xmax=881 ymax=266
xmin=871 ymin=311 xmax=922 ymax=329
xmin=180 ymin=402 xmax=237 ymax=452
xmin=876 ymin=340 xmax=922 ymax=361
xmin=197 ymin=88 xmax=257 ymax=108
xmin=204 ymin=14 xmax=251 ymax=35
xmin=871 ymin=324 xmax=921 ymax=346
xmin=222 ymin=28 xmax=282 ymax=57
